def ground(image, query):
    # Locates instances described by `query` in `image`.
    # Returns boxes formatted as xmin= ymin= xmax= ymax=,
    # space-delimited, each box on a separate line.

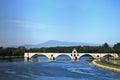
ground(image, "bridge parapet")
xmin=24 ymin=49 xmax=119 ymax=61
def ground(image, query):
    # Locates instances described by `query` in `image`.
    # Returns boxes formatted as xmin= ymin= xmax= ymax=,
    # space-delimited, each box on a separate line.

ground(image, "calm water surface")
xmin=0 ymin=56 xmax=120 ymax=80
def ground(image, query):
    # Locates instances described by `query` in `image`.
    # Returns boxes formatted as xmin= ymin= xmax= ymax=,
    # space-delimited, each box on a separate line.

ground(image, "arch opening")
xmin=30 ymin=54 xmax=48 ymax=62
xmin=103 ymin=54 xmax=113 ymax=58
xmin=101 ymin=54 xmax=114 ymax=63
xmin=79 ymin=54 xmax=94 ymax=62
xmin=56 ymin=55 xmax=71 ymax=61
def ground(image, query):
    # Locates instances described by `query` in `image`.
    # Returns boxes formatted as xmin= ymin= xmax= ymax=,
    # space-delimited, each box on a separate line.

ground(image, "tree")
xmin=0 ymin=47 xmax=3 ymax=56
xmin=113 ymin=43 xmax=120 ymax=57
xmin=100 ymin=43 xmax=113 ymax=53
xmin=17 ymin=46 xmax=27 ymax=56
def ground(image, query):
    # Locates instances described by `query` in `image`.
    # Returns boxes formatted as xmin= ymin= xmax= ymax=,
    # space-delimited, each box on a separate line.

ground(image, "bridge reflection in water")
xmin=24 ymin=48 xmax=119 ymax=62
xmin=30 ymin=55 xmax=48 ymax=62
xmin=30 ymin=55 xmax=94 ymax=62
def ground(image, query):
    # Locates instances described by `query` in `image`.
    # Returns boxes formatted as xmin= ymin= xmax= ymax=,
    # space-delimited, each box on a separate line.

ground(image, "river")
xmin=0 ymin=56 xmax=120 ymax=80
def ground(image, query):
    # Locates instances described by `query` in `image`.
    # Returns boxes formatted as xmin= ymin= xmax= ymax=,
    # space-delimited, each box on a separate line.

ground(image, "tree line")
xmin=0 ymin=43 xmax=120 ymax=57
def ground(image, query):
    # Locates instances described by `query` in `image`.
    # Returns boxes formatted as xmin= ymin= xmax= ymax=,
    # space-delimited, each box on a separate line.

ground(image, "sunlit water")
xmin=0 ymin=56 xmax=120 ymax=80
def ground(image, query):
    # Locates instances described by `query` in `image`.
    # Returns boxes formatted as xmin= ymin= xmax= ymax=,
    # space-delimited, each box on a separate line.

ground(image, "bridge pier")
xmin=24 ymin=57 xmax=30 ymax=61
xmin=48 ymin=54 xmax=55 ymax=61
xmin=71 ymin=48 xmax=79 ymax=61
xmin=24 ymin=53 xmax=30 ymax=61
xmin=49 ymin=57 xmax=55 ymax=61
xmin=71 ymin=55 xmax=79 ymax=61
xmin=71 ymin=57 xmax=77 ymax=61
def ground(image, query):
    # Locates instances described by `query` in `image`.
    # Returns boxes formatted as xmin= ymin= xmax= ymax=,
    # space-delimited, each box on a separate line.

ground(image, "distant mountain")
xmin=23 ymin=40 xmax=100 ymax=49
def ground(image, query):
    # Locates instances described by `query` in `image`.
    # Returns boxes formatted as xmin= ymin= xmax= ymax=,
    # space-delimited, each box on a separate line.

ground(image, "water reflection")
xmin=29 ymin=55 xmax=94 ymax=62
xmin=30 ymin=56 xmax=48 ymax=62
xmin=0 ymin=56 xmax=120 ymax=80
xmin=0 ymin=57 xmax=24 ymax=62
xmin=79 ymin=55 xmax=94 ymax=63
xmin=56 ymin=55 xmax=71 ymax=62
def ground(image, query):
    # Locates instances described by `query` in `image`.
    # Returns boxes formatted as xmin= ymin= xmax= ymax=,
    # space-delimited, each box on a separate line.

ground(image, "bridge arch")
xmin=30 ymin=54 xmax=49 ymax=61
xmin=100 ymin=53 xmax=117 ymax=58
xmin=79 ymin=54 xmax=96 ymax=59
xmin=30 ymin=53 xmax=49 ymax=59
xmin=31 ymin=54 xmax=48 ymax=58
xmin=103 ymin=54 xmax=114 ymax=58
xmin=24 ymin=52 xmax=119 ymax=61
xmin=55 ymin=54 xmax=72 ymax=61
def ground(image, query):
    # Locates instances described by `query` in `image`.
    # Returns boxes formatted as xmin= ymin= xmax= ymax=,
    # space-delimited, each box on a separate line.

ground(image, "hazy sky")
xmin=0 ymin=0 xmax=120 ymax=47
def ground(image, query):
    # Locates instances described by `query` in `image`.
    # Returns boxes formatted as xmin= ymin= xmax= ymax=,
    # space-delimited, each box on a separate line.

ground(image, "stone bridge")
xmin=24 ymin=49 xmax=119 ymax=61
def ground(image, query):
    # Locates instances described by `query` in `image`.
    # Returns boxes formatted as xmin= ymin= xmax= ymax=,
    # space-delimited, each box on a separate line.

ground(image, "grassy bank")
xmin=95 ymin=60 xmax=120 ymax=69
xmin=92 ymin=59 xmax=120 ymax=73
xmin=111 ymin=59 xmax=120 ymax=64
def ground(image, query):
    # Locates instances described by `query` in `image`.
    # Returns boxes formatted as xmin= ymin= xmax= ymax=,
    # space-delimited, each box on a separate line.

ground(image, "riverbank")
xmin=111 ymin=59 xmax=120 ymax=64
xmin=0 ymin=56 xmax=23 ymax=59
xmin=92 ymin=60 xmax=120 ymax=73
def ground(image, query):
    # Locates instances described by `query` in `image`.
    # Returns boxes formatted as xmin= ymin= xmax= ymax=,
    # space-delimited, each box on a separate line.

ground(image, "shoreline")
xmin=0 ymin=56 xmax=23 ymax=59
xmin=91 ymin=60 xmax=120 ymax=73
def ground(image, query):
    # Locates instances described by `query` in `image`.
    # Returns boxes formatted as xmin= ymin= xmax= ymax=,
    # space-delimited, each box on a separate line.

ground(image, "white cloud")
xmin=7 ymin=20 xmax=52 ymax=29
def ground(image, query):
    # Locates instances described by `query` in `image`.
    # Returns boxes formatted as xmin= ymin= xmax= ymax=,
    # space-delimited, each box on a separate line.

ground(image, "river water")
xmin=0 ymin=56 xmax=120 ymax=80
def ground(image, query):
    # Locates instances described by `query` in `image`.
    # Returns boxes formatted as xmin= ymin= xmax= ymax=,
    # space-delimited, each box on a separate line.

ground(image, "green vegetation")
xmin=113 ymin=43 xmax=120 ymax=57
xmin=0 ymin=43 xmax=120 ymax=57
xmin=111 ymin=60 xmax=120 ymax=64
xmin=0 ymin=46 xmax=27 ymax=57
xmin=28 ymin=43 xmax=113 ymax=53
xmin=95 ymin=60 xmax=120 ymax=69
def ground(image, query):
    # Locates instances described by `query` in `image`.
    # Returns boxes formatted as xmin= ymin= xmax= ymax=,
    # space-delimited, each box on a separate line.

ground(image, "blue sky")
xmin=0 ymin=0 xmax=120 ymax=47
